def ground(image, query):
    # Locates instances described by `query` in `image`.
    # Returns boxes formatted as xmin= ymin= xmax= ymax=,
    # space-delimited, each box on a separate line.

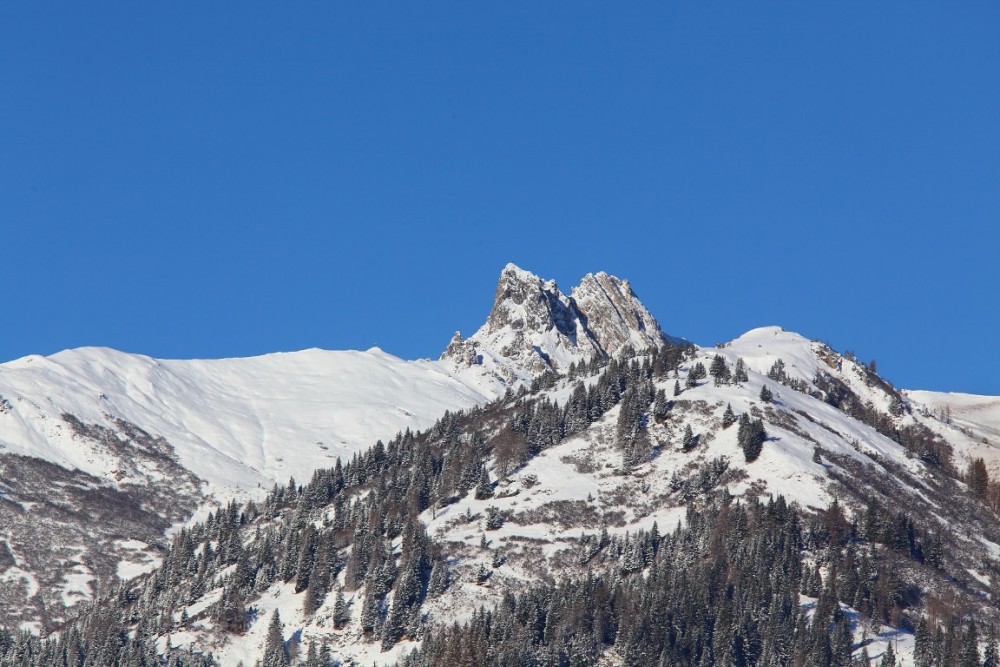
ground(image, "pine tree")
xmin=738 ymin=414 xmax=766 ymax=462
xmin=303 ymin=542 xmax=331 ymax=616
xmin=759 ymin=384 xmax=774 ymax=403
xmin=263 ymin=610 xmax=287 ymax=667
xmin=722 ymin=403 xmax=736 ymax=428
xmin=485 ymin=506 xmax=503 ymax=530
xmin=913 ymin=618 xmax=932 ymax=667
xmin=734 ymin=358 xmax=749 ymax=384
xmin=428 ymin=559 xmax=449 ymax=597
xmin=959 ymin=621 xmax=980 ymax=667
xmin=674 ymin=380 xmax=682 ymax=397
xmin=681 ymin=424 xmax=696 ymax=451
xmin=333 ymin=587 xmax=350 ymax=629
xmin=474 ymin=466 xmax=494 ymax=500
xmin=880 ymin=639 xmax=895 ymax=666
xmin=653 ymin=389 xmax=669 ymax=420
xmin=360 ymin=590 xmax=380 ymax=635
xmin=710 ymin=354 xmax=731 ymax=386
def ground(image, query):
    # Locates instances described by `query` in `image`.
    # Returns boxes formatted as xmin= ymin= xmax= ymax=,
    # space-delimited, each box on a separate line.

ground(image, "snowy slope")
xmin=0 ymin=347 xmax=495 ymax=498
xmin=906 ymin=390 xmax=1000 ymax=473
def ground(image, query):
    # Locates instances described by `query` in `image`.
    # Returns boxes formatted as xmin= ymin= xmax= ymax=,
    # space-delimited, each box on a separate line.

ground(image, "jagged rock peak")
xmin=442 ymin=264 xmax=672 ymax=379
xmin=571 ymin=271 xmax=670 ymax=355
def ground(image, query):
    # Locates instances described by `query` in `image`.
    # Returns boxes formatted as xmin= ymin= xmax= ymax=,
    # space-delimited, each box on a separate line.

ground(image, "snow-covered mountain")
xmin=39 ymin=320 xmax=1000 ymax=667
xmin=0 ymin=265 xmax=672 ymax=502
xmin=0 ymin=264 xmax=674 ymax=630
xmin=3 ymin=264 xmax=1000 ymax=667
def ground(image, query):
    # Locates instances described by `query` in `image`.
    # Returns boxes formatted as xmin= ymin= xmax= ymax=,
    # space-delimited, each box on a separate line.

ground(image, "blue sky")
xmin=2 ymin=3 xmax=998 ymax=394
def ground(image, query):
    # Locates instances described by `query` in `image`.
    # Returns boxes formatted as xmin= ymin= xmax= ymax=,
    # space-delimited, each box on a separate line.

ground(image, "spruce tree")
xmin=880 ymin=640 xmax=895 ymax=666
xmin=653 ymin=389 xmax=669 ymax=420
xmin=722 ymin=403 xmax=736 ymax=428
xmin=428 ymin=559 xmax=449 ymax=597
xmin=710 ymin=354 xmax=730 ymax=386
xmin=734 ymin=358 xmax=749 ymax=383
xmin=474 ymin=466 xmax=494 ymax=500
xmin=738 ymin=414 xmax=766 ymax=462
xmin=681 ymin=424 xmax=696 ymax=451
xmin=263 ymin=610 xmax=287 ymax=667
xmin=333 ymin=587 xmax=350 ymax=629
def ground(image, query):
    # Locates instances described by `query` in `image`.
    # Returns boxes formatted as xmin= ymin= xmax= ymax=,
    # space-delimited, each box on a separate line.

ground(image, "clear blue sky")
xmin=2 ymin=3 xmax=998 ymax=394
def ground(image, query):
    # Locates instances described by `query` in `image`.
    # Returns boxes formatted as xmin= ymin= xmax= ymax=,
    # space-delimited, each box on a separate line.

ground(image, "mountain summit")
xmin=442 ymin=263 xmax=671 ymax=381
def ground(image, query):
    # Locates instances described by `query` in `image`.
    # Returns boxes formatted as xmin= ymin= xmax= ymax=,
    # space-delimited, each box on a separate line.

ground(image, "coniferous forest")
xmin=0 ymin=342 xmax=998 ymax=666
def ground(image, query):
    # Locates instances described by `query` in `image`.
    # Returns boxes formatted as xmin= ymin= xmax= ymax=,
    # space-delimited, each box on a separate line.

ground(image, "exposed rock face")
xmin=571 ymin=271 xmax=671 ymax=356
xmin=442 ymin=264 xmax=672 ymax=380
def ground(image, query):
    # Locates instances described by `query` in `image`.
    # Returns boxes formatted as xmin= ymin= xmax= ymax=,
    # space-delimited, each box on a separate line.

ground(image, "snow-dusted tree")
xmin=474 ymin=466 xmax=494 ymax=500
xmin=767 ymin=358 xmax=787 ymax=383
xmin=263 ymin=610 xmax=287 ymax=667
xmin=709 ymin=354 xmax=731 ymax=386
xmin=484 ymin=505 xmax=503 ymax=531
xmin=734 ymin=357 xmax=749 ymax=384
xmin=333 ymin=587 xmax=350 ymax=629
xmin=738 ymin=413 xmax=766 ymax=462
xmin=880 ymin=639 xmax=895 ymax=666
xmin=681 ymin=424 xmax=696 ymax=451
xmin=427 ymin=558 xmax=450 ymax=597
xmin=983 ymin=635 xmax=999 ymax=667
xmin=653 ymin=388 xmax=669 ymax=420
xmin=360 ymin=589 xmax=381 ymax=635
xmin=721 ymin=403 xmax=736 ymax=428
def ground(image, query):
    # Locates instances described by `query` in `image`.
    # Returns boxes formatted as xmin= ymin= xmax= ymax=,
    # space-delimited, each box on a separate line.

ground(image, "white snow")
xmin=0 ymin=346 xmax=505 ymax=502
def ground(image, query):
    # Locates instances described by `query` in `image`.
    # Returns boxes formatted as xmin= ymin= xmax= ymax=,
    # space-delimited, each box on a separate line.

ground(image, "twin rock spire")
xmin=442 ymin=263 xmax=672 ymax=381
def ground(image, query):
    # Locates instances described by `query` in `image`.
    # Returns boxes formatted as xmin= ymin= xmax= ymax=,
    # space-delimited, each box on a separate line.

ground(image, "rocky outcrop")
xmin=442 ymin=264 xmax=672 ymax=379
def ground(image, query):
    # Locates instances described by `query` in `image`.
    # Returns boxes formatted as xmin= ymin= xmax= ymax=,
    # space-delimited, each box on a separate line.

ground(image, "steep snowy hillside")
xmin=0 ymin=346 xmax=490 ymax=495
xmin=0 ymin=347 xmax=495 ymax=631
xmin=906 ymin=390 xmax=1000 ymax=470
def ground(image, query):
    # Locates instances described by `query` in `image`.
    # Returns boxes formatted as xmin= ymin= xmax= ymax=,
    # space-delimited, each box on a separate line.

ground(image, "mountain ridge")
xmin=1 ymin=265 xmax=1000 ymax=667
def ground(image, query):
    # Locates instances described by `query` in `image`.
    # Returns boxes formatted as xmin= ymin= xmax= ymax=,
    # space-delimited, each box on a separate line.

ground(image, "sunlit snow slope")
xmin=0 ymin=347 xmax=494 ymax=498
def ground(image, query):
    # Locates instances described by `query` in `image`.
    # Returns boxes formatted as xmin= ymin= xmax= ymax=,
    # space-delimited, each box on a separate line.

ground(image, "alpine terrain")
xmin=1 ymin=264 xmax=1000 ymax=666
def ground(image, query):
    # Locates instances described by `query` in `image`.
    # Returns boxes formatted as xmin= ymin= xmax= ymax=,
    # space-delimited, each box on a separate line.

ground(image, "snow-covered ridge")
xmin=0 ymin=265 xmax=672 ymax=502
xmin=0 ymin=346 xmax=492 ymax=499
